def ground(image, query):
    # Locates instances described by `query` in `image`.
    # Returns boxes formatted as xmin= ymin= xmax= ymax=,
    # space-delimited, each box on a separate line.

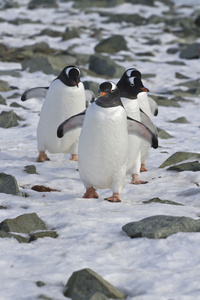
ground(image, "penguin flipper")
xmin=148 ymin=97 xmax=158 ymax=116
xmin=127 ymin=116 xmax=158 ymax=149
xmin=57 ymin=111 xmax=86 ymax=138
xmin=85 ymin=89 xmax=95 ymax=106
xmin=140 ymin=109 xmax=158 ymax=136
xmin=21 ymin=87 xmax=49 ymax=101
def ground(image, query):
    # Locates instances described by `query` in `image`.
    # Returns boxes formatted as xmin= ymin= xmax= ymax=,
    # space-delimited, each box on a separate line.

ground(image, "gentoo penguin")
xmin=22 ymin=66 xmax=86 ymax=162
xmin=117 ymin=73 xmax=156 ymax=184
xmin=57 ymin=81 xmax=158 ymax=202
xmin=123 ymin=67 xmax=158 ymax=172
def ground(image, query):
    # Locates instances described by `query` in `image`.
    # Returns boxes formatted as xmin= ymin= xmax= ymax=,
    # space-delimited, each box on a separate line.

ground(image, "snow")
xmin=0 ymin=0 xmax=200 ymax=299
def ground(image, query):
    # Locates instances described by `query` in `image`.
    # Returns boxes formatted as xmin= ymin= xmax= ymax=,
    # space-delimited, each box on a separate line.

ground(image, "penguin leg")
xmin=105 ymin=193 xmax=121 ymax=203
xmin=83 ymin=187 xmax=99 ymax=199
xmin=140 ymin=164 xmax=148 ymax=172
xmin=131 ymin=174 xmax=148 ymax=184
xmin=36 ymin=151 xmax=50 ymax=162
xmin=70 ymin=154 xmax=78 ymax=161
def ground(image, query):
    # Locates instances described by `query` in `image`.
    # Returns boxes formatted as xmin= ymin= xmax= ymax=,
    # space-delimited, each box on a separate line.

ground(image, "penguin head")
xmin=125 ymin=67 xmax=142 ymax=79
xmin=57 ymin=65 xmax=81 ymax=87
xmin=96 ymin=81 xmax=123 ymax=108
xmin=128 ymin=77 xmax=149 ymax=94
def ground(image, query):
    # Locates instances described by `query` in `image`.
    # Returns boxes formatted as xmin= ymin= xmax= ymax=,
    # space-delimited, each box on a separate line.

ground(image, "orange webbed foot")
xmin=36 ymin=151 xmax=50 ymax=162
xmin=140 ymin=164 xmax=148 ymax=172
xmin=131 ymin=174 xmax=148 ymax=185
xmin=83 ymin=187 xmax=99 ymax=199
xmin=104 ymin=193 xmax=121 ymax=203
xmin=70 ymin=154 xmax=78 ymax=161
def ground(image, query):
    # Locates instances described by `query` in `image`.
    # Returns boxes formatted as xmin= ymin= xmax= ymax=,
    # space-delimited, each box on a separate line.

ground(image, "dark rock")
xmin=0 ymin=205 xmax=8 ymax=209
xmin=122 ymin=215 xmax=200 ymax=239
xmin=0 ymin=79 xmax=12 ymax=91
xmin=29 ymin=230 xmax=58 ymax=242
xmin=95 ymin=35 xmax=128 ymax=53
xmin=0 ymin=110 xmax=21 ymax=128
xmin=172 ymin=88 xmax=200 ymax=97
xmin=89 ymin=54 xmax=125 ymax=78
xmin=159 ymin=151 xmax=200 ymax=168
xmin=38 ymin=295 xmax=54 ymax=300
xmin=167 ymin=161 xmax=200 ymax=172
xmin=10 ymin=102 xmax=29 ymax=110
xmin=0 ymin=212 xmax=46 ymax=233
xmin=0 ymin=94 xmax=6 ymax=105
xmin=179 ymin=43 xmax=200 ymax=59
xmin=104 ymin=13 xmax=146 ymax=26
xmin=143 ymin=197 xmax=183 ymax=206
xmin=73 ymin=0 xmax=125 ymax=9
xmin=0 ymin=230 xmax=29 ymax=243
xmin=150 ymin=95 xmax=180 ymax=107
xmin=135 ymin=51 xmax=154 ymax=57
xmin=195 ymin=15 xmax=200 ymax=27
xmin=0 ymin=173 xmax=19 ymax=195
xmin=169 ymin=117 xmax=189 ymax=124
xmin=22 ymin=55 xmax=76 ymax=75
xmin=36 ymin=28 xmax=63 ymax=38
xmin=28 ymin=0 xmax=58 ymax=9
xmin=167 ymin=47 xmax=180 ymax=54
xmin=157 ymin=128 xmax=173 ymax=139
xmin=24 ymin=165 xmax=37 ymax=174
xmin=36 ymin=281 xmax=46 ymax=287
xmin=64 ymin=268 xmax=126 ymax=299
xmin=62 ymin=27 xmax=80 ymax=40
xmin=175 ymin=72 xmax=190 ymax=79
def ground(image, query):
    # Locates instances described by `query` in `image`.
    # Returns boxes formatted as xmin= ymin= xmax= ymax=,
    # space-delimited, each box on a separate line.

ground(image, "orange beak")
xmin=141 ymin=87 xmax=149 ymax=92
xmin=73 ymin=80 xmax=78 ymax=87
xmin=100 ymin=92 xmax=107 ymax=97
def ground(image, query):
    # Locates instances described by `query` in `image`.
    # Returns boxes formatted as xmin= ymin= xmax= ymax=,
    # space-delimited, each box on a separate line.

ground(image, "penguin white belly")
xmin=137 ymin=92 xmax=152 ymax=164
xmin=37 ymin=80 xmax=86 ymax=154
xmin=78 ymin=104 xmax=128 ymax=193
xmin=121 ymin=97 xmax=141 ymax=175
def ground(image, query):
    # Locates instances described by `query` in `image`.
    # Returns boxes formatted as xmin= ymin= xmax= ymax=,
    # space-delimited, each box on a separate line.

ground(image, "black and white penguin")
xmin=122 ymin=67 xmax=158 ymax=172
xmin=22 ymin=66 xmax=86 ymax=162
xmin=117 ymin=73 xmax=157 ymax=184
xmin=57 ymin=81 xmax=158 ymax=202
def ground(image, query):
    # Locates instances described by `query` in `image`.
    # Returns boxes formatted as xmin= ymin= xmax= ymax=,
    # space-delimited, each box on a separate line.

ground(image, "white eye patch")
xmin=110 ymin=81 xmax=117 ymax=92
xmin=128 ymin=77 xmax=135 ymax=86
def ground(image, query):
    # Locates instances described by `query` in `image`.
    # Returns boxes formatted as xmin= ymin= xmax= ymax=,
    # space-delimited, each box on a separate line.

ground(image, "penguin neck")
xmin=95 ymin=95 xmax=123 ymax=108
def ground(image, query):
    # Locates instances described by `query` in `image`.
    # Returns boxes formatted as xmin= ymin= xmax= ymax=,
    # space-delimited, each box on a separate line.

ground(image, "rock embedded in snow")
xmin=89 ymin=53 xmax=125 ymax=78
xmin=64 ymin=268 xmax=126 ymax=299
xmin=169 ymin=116 xmax=189 ymax=123
xmin=122 ymin=215 xmax=200 ymax=239
xmin=95 ymin=35 xmax=128 ymax=53
xmin=157 ymin=128 xmax=173 ymax=139
xmin=24 ymin=165 xmax=37 ymax=174
xmin=0 ymin=212 xmax=46 ymax=233
xmin=159 ymin=151 xmax=200 ymax=168
xmin=0 ymin=173 xmax=19 ymax=195
xmin=143 ymin=197 xmax=183 ymax=206
xmin=179 ymin=43 xmax=200 ymax=59
xmin=167 ymin=161 xmax=200 ymax=172
xmin=0 ymin=110 xmax=23 ymax=128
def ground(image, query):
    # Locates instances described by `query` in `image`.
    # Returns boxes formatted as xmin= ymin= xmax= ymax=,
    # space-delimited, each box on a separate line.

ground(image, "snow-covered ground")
xmin=0 ymin=0 xmax=200 ymax=299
